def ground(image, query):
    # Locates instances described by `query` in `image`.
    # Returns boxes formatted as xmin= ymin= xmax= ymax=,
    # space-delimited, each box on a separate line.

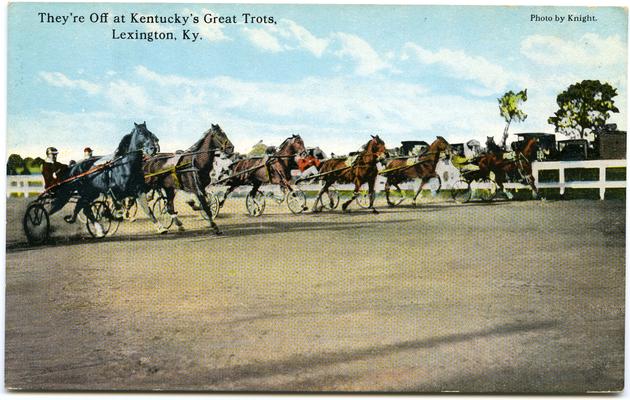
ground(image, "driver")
xmin=42 ymin=147 xmax=68 ymax=189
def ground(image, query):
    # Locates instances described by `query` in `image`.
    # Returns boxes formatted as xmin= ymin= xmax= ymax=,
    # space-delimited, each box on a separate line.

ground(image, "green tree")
xmin=7 ymin=154 xmax=24 ymax=175
xmin=498 ymin=89 xmax=528 ymax=148
xmin=24 ymin=157 xmax=44 ymax=174
xmin=548 ymin=80 xmax=619 ymax=139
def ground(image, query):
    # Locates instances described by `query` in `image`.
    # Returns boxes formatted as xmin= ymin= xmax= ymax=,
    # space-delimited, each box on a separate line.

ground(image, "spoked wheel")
xmin=151 ymin=195 xmax=174 ymax=229
xmin=23 ymin=202 xmax=50 ymax=245
xmin=101 ymin=197 xmax=123 ymax=236
xmin=356 ymin=189 xmax=372 ymax=209
xmin=201 ymin=192 xmax=220 ymax=221
xmin=246 ymin=190 xmax=266 ymax=217
xmin=386 ymin=188 xmax=405 ymax=207
xmin=286 ymin=189 xmax=307 ymax=214
xmin=478 ymin=178 xmax=498 ymax=202
xmin=85 ymin=200 xmax=114 ymax=238
xmin=451 ymin=179 xmax=472 ymax=204
xmin=322 ymin=189 xmax=340 ymax=210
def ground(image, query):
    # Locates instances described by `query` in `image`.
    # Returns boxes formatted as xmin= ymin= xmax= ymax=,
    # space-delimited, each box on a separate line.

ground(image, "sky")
xmin=6 ymin=2 xmax=628 ymax=162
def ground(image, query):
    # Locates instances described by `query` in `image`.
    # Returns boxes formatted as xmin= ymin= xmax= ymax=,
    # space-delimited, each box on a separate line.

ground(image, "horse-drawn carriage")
xmin=214 ymin=135 xmax=308 ymax=217
xmin=23 ymin=122 xmax=162 ymax=244
xmin=450 ymin=136 xmax=539 ymax=203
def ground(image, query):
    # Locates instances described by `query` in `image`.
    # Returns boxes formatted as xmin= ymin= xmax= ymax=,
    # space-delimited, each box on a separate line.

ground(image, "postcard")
xmin=5 ymin=2 xmax=626 ymax=393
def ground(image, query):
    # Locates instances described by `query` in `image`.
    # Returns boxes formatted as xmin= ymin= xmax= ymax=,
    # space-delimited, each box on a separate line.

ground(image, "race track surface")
xmin=5 ymin=196 xmax=625 ymax=392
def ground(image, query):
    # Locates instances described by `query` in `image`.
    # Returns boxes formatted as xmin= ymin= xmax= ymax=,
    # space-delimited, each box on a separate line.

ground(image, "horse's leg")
xmin=137 ymin=192 xmax=168 ymax=234
xmin=311 ymin=180 xmax=331 ymax=213
xmin=384 ymin=179 xmax=393 ymax=207
xmin=412 ymin=177 xmax=429 ymax=207
xmin=495 ymin=174 xmax=512 ymax=200
xmin=341 ymin=182 xmax=361 ymax=212
xmin=78 ymin=195 xmax=107 ymax=237
xmin=367 ymin=178 xmax=379 ymax=214
xmin=166 ymin=187 xmax=185 ymax=231
xmin=195 ymin=189 xmax=222 ymax=235
xmin=218 ymin=184 xmax=238 ymax=208
xmin=526 ymin=169 xmax=538 ymax=199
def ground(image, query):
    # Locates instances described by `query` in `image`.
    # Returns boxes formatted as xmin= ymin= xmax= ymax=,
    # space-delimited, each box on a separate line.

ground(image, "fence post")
xmin=558 ymin=163 xmax=565 ymax=196
xmin=599 ymin=166 xmax=606 ymax=200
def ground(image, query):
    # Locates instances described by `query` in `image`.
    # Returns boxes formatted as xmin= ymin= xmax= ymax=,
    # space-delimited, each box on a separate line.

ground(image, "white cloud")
xmin=521 ymin=33 xmax=626 ymax=67
xmin=401 ymin=42 xmax=524 ymax=93
xmin=22 ymin=66 xmax=626 ymax=157
xmin=39 ymin=71 xmax=101 ymax=95
xmin=240 ymin=18 xmax=328 ymax=57
xmin=242 ymin=26 xmax=284 ymax=52
xmin=281 ymin=19 xmax=329 ymax=57
xmin=332 ymin=32 xmax=392 ymax=76
xmin=106 ymin=80 xmax=148 ymax=110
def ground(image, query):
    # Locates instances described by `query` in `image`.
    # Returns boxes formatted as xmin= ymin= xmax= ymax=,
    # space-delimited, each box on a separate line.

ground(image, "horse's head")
xmin=277 ymin=134 xmax=306 ymax=158
xmin=367 ymin=135 xmax=387 ymax=161
xmin=431 ymin=136 xmax=452 ymax=159
xmin=131 ymin=122 xmax=160 ymax=156
xmin=209 ymin=124 xmax=235 ymax=155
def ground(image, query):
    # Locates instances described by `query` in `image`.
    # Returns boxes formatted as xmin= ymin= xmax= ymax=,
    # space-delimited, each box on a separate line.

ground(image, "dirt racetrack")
xmin=5 ymin=195 xmax=625 ymax=392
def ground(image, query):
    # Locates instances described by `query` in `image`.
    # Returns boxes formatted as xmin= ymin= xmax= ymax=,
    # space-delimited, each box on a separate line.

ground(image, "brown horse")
xmin=144 ymin=124 xmax=235 ymax=234
xmin=218 ymin=135 xmax=306 ymax=208
xmin=382 ymin=136 xmax=451 ymax=206
xmin=310 ymin=135 xmax=387 ymax=213
xmin=476 ymin=137 xmax=539 ymax=198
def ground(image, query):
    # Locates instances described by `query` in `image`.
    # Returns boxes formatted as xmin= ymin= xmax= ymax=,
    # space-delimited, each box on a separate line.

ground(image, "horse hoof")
xmin=177 ymin=225 xmax=186 ymax=232
xmin=157 ymin=227 xmax=168 ymax=234
xmin=215 ymin=230 xmax=224 ymax=236
xmin=128 ymin=217 xmax=137 ymax=223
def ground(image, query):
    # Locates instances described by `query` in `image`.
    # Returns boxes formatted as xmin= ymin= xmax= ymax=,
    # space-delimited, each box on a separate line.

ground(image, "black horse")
xmin=49 ymin=122 xmax=165 ymax=236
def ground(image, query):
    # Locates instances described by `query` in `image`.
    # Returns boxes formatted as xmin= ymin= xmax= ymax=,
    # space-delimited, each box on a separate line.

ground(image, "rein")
xmin=42 ymin=149 xmax=143 ymax=194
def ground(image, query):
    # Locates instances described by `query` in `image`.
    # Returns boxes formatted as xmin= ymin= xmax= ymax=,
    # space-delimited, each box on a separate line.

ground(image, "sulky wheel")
xmin=201 ymin=192 xmax=220 ymax=221
xmin=386 ymin=187 xmax=405 ymax=207
xmin=102 ymin=197 xmax=123 ymax=235
xmin=85 ymin=200 xmax=114 ymax=238
xmin=451 ymin=179 xmax=472 ymax=204
xmin=151 ymin=195 xmax=174 ymax=229
xmin=322 ymin=189 xmax=340 ymax=210
xmin=286 ymin=188 xmax=307 ymax=214
xmin=478 ymin=178 xmax=498 ymax=202
xmin=245 ymin=190 xmax=266 ymax=217
xmin=356 ymin=189 xmax=372 ymax=209
xmin=23 ymin=202 xmax=50 ymax=245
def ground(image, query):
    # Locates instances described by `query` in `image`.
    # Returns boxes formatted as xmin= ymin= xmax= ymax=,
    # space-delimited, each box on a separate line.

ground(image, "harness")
xmin=143 ymin=135 xmax=232 ymax=189
xmin=42 ymin=150 xmax=143 ymax=195
xmin=379 ymin=150 xmax=443 ymax=175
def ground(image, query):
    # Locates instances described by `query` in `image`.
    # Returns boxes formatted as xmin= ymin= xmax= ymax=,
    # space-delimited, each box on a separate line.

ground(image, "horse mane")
xmin=185 ymin=130 xmax=211 ymax=153
xmin=114 ymin=133 xmax=132 ymax=157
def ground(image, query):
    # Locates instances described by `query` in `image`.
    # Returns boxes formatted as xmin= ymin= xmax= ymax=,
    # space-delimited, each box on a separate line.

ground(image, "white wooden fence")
xmin=7 ymin=159 xmax=626 ymax=200
xmin=6 ymin=175 xmax=45 ymax=198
